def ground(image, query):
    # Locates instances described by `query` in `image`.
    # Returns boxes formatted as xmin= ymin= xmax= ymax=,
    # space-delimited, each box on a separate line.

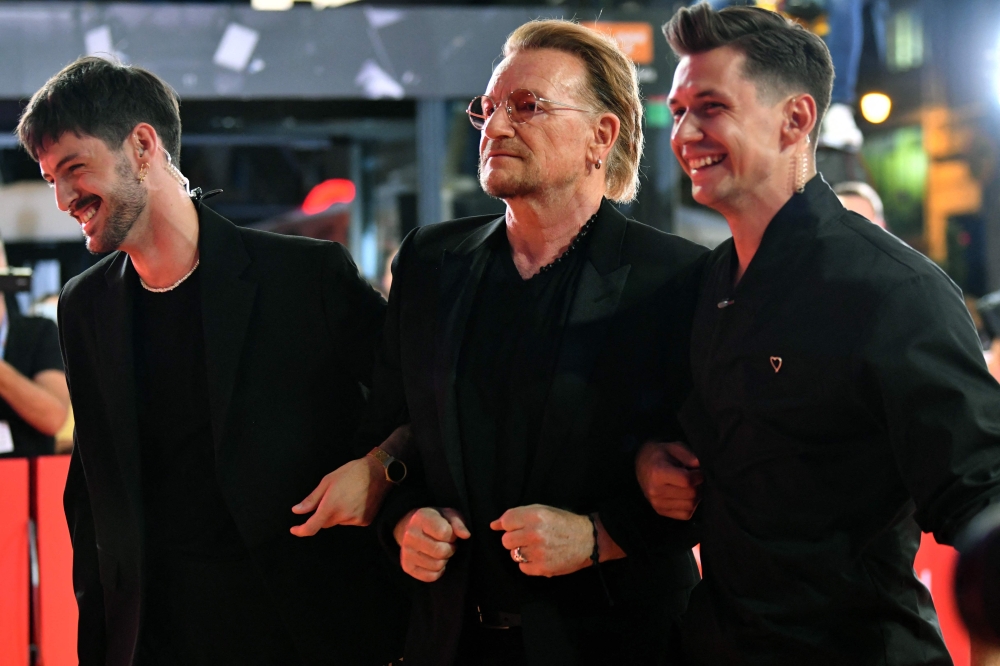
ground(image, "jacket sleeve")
xmin=867 ymin=273 xmax=1000 ymax=544
xmin=349 ymin=231 xmax=417 ymax=460
xmin=598 ymin=252 xmax=706 ymax=564
xmin=63 ymin=436 xmax=108 ymax=665
xmin=320 ymin=242 xmax=388 ymax=393
xmin=57 ymin=286 xmax=107 ymax=665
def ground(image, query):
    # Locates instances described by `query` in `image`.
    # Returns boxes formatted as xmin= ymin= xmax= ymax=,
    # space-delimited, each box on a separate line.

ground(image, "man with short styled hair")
xmin=18 ymin=56 xmax=406 ymax=665
xmin=642 ymin=4 xmax=1000 ymax=664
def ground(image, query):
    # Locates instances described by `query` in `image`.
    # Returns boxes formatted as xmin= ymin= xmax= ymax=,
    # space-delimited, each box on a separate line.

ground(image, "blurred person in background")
xmin=31 ymin=292 xmax=60 ymax=323
xmin=18 ymin=56 xmax=406 ymax=666
xmin=317 ymin=19 xmax=707 ymax=665
xmin=0 ymin=245 xmax=70 ymax=459
xmin=642 ymin=4 xmax=1000 ymax=664
xmin=834 ymin=179 xmax=888 ymax=229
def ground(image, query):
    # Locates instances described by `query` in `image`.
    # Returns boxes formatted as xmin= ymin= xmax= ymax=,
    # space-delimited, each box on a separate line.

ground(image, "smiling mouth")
xmin=72 ymin=198 xmax=101 ymax=227
xmin=689 ymin=155 xmax=726 ymax=171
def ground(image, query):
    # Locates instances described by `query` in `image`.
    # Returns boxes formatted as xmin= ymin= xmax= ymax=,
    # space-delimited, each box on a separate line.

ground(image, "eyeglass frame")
xmin=466 ymin=89 xmax=595 ymax=130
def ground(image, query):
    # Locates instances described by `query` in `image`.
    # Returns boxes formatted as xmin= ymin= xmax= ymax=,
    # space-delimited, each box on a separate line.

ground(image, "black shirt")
xmin=134 ymin=269 xmax=246 ymax=560
xmin=679 ymin=176 xmax=1000 ymax=665
xmin=133 ymin=269 xmax=293 ymax=664
xmin=456 ymin=224 xmax=589 ymax=613
xmin=0 ymin=315 xmax=64 ymax=458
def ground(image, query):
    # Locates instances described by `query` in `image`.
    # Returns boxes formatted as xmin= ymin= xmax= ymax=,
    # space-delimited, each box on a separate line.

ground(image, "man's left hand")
xmin=490 ymin=504 xmax=594 ymax=577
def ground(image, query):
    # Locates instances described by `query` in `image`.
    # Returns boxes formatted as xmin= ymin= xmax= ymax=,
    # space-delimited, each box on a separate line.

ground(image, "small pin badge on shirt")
xmin=770 ymin=356 xmax=782 ymax=373
xmin=717 ymin=299 xmax=735 ymax=309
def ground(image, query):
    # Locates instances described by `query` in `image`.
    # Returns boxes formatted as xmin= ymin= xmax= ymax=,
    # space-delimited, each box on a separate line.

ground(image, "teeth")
xmin=78 ymin=205 xmax=97 ymax=224
xmin=690 ymin=155 xmax=724 ymax=169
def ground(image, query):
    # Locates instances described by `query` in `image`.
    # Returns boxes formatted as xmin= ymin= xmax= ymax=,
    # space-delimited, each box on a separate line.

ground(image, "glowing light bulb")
xmin=860 ymin=93 xmax=892 ymax=124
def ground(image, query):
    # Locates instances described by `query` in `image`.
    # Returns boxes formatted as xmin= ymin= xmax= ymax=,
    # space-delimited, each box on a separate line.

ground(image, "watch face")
xmin=386 ymin=459 xmax=407 ymax=483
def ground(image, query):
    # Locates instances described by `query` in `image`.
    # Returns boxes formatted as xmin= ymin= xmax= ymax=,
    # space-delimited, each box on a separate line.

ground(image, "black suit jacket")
xmin=59 ymin=204 xmax=407 ymax=666
xmin=363 ymin=200 xmax=708 ymax=665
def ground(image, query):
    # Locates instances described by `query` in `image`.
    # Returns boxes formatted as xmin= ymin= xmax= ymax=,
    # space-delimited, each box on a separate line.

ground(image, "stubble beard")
xmin=478 ymin=153 xmax=541 ymax=201
xmin=85 ymin=153 xmax=148 ymax=254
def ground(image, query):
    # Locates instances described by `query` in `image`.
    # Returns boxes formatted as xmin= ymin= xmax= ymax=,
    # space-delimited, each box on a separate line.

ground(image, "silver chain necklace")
xmin=139 ymin=259 xmax=200 ymax=293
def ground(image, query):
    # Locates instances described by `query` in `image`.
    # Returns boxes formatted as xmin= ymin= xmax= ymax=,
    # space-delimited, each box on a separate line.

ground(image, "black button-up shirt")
xmin=679 ymin=176 xmax=1000 ymax=665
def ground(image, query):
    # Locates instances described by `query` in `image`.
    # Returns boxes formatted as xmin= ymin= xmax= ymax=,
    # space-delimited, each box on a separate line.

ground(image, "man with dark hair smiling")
xmin=18 ymin=56 xmax=406 ymax=665
xmin=636 ymin=4 xmax=1000 ymax=664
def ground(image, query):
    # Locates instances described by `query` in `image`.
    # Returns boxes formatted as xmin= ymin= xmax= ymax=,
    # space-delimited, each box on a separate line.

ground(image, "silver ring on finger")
xmin=512 ymin=546 xmax=528 ymax=564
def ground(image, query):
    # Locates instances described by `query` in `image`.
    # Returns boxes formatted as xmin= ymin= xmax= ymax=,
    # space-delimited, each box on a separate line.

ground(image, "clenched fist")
xmin=394 ymin=507 xmax=471 ymax=583
xmin=635 ymin=440 xmax=703 ymax=520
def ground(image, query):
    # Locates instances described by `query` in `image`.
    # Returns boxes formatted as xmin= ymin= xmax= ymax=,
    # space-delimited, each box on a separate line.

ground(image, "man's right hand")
xmin=290 ymin=455 xmax=390 ymax=534
xmin=290 ymin=425 xmax=413 ymax=535
xmin=394 ymin=507 xmax=470 ymax=583
xmin=636 ymin=441 xmax=704 ymax=520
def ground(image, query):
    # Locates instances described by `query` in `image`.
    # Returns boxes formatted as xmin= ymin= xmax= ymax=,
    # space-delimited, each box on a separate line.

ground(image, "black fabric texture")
xmin=679 ymin=175 xmax=1000 ymax=665
xmin=133 ymin=270 xmax=247 ymax=560
xmin=132 ymin=270 xmax=292 ymax=660
xmin=367 ymin=200 xmax=707 ymax=665
xmin=456 ymin=225 xmax=588 ymax=614
xmin=58 ymin=205 xmax=407 ymax=666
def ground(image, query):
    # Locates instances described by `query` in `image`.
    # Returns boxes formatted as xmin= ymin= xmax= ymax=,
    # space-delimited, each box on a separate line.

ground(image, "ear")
xmin=781 ymin=93 xmax=818 ymax=149
xmin=591 ymin=112 xmax=621 ymax=164
xmin=127 ymin=123 xmax=160 ymax=162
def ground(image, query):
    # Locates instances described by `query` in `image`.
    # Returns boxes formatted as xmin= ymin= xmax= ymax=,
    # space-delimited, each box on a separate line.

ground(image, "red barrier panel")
xmin=36 ymin=455 xmax=76 ymax=666
xmin=914 ymin=531 xmax=970 ymax=666
xmin=0 ymin=458 xmax=29 ymax=666
xmin=17 ymin=456 xmax=973 ymax=666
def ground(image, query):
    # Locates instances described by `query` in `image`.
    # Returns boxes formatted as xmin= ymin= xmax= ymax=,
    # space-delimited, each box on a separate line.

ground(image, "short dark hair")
xmin=17 ymin=56 xmax=182 ymax=164
xmin=663 ymin=4 xmax=833 ymax=142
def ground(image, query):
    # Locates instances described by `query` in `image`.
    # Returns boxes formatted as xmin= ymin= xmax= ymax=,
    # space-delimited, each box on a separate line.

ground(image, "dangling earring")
xmin=795 ymin=136 xmax=811 ymax=194
xmin=595 ymin=159 xmax=602 ymax=170
xmin=137 ymin=163 xmax=149 ymax=184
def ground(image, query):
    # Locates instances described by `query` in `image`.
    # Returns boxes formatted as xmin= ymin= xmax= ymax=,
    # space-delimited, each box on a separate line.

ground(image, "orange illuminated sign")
xmin=587 ymin=22 xmax=654 ymax=65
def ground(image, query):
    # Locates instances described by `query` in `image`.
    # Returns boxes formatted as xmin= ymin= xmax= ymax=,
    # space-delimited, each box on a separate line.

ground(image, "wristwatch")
xmin=367 ymin=447 xmax=407 ymax=484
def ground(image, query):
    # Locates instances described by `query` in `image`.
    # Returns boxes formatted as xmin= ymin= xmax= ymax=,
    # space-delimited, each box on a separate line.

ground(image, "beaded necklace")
xmin=535 ymin=211 xmax=598 ymax=275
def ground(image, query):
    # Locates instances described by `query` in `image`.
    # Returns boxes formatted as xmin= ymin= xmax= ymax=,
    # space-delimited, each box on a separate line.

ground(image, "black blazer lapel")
xmin=197 ymin=206 xmax=257 ymax=456
xmin=433 ymin=215 xmax=504 ymax=513
xmin=95 ymin=253 xmax=143 ymax=513
xmin=523 ymin=202 xmax=631 ymax=501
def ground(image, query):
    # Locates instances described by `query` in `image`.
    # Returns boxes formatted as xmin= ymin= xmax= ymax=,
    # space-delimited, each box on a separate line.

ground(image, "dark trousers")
xmin=456 ymin=625 xmax=529 ymax=666
xmin=136 ymin=555 xmax=298 ymax=666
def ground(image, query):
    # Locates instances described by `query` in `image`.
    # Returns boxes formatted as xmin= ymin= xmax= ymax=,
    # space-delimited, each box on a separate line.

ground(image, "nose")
xmin=671 ymin=111 xmax=703 ymax=147
xmin=482 ymin=103 xmax=515 ymax=140
xmin=53 ymin=179 xmax=75 ymax=213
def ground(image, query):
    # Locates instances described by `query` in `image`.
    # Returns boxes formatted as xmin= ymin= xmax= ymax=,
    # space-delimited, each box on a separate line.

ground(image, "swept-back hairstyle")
xmin=17 ymin=56 xmax=182 ymax=164
xmin=503 ymin=20 xmax=643 ymax=202
xmin=663 ymin=4 xmax=834 ymax=142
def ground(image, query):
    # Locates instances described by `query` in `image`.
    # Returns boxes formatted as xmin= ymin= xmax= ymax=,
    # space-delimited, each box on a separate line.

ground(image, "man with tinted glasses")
xmin=328 ymin=19 xmax=708 ymax=665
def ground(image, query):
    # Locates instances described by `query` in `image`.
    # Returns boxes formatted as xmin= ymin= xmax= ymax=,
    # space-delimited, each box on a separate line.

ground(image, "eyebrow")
xmin=56 ymin=152 xmax=81 ymax=171
xmin=668 ymin=89 xmax=727 ymax=107
xmin=42 ymin=152 xmax=81 ymax=180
